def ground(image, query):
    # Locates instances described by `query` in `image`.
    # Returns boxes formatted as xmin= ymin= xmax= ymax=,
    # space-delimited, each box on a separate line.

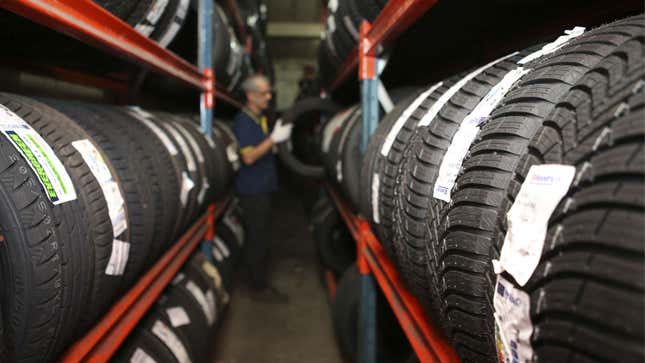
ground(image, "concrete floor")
xmin=210 ymin=190 xmax=343 ymax=363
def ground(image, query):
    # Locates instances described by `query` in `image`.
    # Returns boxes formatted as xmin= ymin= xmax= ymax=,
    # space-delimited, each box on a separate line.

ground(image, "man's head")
xmin=242 ymin=74 xmax=272 ymax=113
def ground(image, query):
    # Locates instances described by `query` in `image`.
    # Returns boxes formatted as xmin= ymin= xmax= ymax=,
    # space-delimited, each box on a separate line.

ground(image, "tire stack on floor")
xmin=287 ymin=14 xmax=645 ymax=363
xmin=0 ymin=94 xmax=240 ymax=363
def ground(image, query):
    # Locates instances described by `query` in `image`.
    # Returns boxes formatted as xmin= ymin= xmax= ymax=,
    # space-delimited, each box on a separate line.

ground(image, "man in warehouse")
xmin=233 ymin=74 xmax=292 ymax=303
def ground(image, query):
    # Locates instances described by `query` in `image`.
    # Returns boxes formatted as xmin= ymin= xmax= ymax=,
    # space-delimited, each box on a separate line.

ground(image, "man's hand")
xmin=270 ymin=119 xmax=293 ymax=144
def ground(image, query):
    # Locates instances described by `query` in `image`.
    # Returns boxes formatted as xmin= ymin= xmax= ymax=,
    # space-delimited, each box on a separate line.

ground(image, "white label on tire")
xmin=201 ymin=261 xmax=223 ymax=289
xmin=493 ymin=276 xmax=534 ymax=363
xmin=226 ymin=144 xmax=240 ymax=169
xmin=493 ymin=164 xmax=575 ymax=286
xmin=433 ymin=67 xmax=530 ymax=202
xmin=224 ymin=214 xmax=244 ymax=246
xmin=212 ymin=243 xmax=224 ymax=262
xmin=518 ymin=26 xmax=585 ymax=65
xmin=129 ymin=108 xmax=178 ymax=156
xmin=151 ymin=320 xmax=191 ymax=363
xmin=146 ymin=0 xmax=169 ymax=24
xmin=72 ymin=139 xmax=128 ymax=239
xmin=158 ymin=0 xmax=189 ymax=47
xmin=162 ymin=123 xmax=196 ymax=172
xmin=417 ymin=52 xmax=518 ymax=127
xmin=197 ymin=178 xmax=209 ymax=205
xmin=205 ymin=290 xmax=217 ymax=325
xmin=175 ymin=122 xmax=205 ymax=163
xmin=135 ymin=24 xmax=155 ymax=36
xmin=172 ymin=272 xmax=185 ymax=285
xmin=105 ymin=239 xmax=130 ymax=276
xmin=327 ymin=15 xmax=336 ymax=33
xmin=131 ymin=348 xmax=157 ymax=363
xmin=336 ymin=160 xmax=343 ymax=183
xmin=371 ymin=173 xmax=380 ymax=224
xmin=328 ymin=0 xmax=338 ymax=12
xmin=179 ymin=171 xmax=194 ymax=207
xmin=185 ymin=280 xmax=215 ymax=325
xmin=0 ymin=105 xmax=77 ymax=205
xmin=166 ymin=306 xmax=191 ymax=327
xmin=381 ymin=82 xmax=443 ymax=156
xmin=214 ymin=236 xmax=230 ymax=258
xmin=322 ymin=108 xmax=351 ymax=153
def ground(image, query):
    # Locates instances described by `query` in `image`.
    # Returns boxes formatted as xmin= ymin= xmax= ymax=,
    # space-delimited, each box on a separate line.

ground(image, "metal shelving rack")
xmin=322 ymin=1 xmax=461 ymax=362
xmin=0 ymin=0 xmax=242 ymax=361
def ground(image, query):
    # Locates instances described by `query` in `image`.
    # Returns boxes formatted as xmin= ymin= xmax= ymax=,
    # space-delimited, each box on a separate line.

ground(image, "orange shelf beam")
xmin=327 ymin=186 xmax=460 ymax=363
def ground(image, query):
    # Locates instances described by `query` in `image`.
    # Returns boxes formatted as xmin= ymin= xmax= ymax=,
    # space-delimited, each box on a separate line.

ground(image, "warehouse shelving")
xmin=320 ymin=1 xmax=462 ymax=362
xmin=0 ymin=0 xmax=244 ymax=109
xmin=59 ymin=201 xmax=229 ymax=362
xmin=327 ymin=187 xmax=459 ymax=363
xmin=0 ymin=1 xmax=241 ymax=361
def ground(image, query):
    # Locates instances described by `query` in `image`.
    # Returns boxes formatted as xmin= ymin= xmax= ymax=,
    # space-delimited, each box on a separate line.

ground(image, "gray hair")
xmin=241 ymin=74 xmax=270 ymax=92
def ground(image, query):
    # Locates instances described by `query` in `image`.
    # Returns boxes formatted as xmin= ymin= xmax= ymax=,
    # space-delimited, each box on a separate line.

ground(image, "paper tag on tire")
xmin=185 ymin=280 xmax=215 ymax=325
xmin=151 ymin=320 xmax=191 ymax=363
xmin=494 ymin=164 xmax=575 ymax=286
xmin=493 ymin=276 xmax=534 ymax=363
xmin=0 ymin=105 xmax=76 ymax=204
xmin=131 ymin=348 xmax=158 ymax=363
xmin=166 ymin=306 xmax=191 ymax=328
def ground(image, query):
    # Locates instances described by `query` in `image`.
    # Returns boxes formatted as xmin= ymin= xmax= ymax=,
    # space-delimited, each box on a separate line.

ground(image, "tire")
xmin=313 ymin=204 xmax=355 ymax=278
xmin=426 ymin=17 xmax=644 ymax=362
xmin=393 ymin=48 xmax=543 ymax=322
xmin=187 ymin=252 xmax=229 ymax=307
xmin=154 ymin=112 xmax=202 ymax=229
xmin=279 ymin=97 xmax=342 ymax=178
xmin=331 ymin=265 xmax=361 ymax=361
xmin=217 ymin=204 xmax=245 ymax=262
xmin=359 ymin=88 xmax=422 ymax=230
xmin=113 ymin=310 xmax=195 ymax=363
xmin=93 ymin=0 xmax=139 ymax=21
xmin=156 ymin=282 xmax=214 ymax=361
xmin=151 ymin=0 xmax=191 ymax=47
xmin=212 ymin=120 xmax=239 ymax=198
xmin=0 ymin=94 xmax=95 ymax=363
xmin=123 ymin=107 xmax=186 ymax=242
xmin=128 ymin=0 xmax=166 ymax=35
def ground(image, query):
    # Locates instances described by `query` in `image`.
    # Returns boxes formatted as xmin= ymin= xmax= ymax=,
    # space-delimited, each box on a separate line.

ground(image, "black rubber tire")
xmin=114 ymin=310 xmax=195 ymax=363
xmin=312 ymin=204 xmax=355 ymax=279
xmin=211 ymin=120 xmax=238 ymax=199
xmin=0 ymin=94 xmax=95 ymax=363
xmin=425 ymin=17 xmax=644 ymax=362
xmin=156 ymin=281 xmax=213 ymax=361
xmin=150 ymin=0 xmax=190 ymax=47
xmin=358 ymin=88 xmax=423 ymax=229
xmin=37 ymin=100 xmax=159 ymax=331
xmin=321 ymin=106 xmax=359 ymax=176
xmin=187 ymin=252 xmax=229 ymax=306
xmin=217 ymin=204 xmax=244 ymax=263
xmin=336 ymin=109 xmax=362 ymax=211
xmin=279 ymin=97 xmax=342 ymax=178
xmin=393 ymin=49 xmax=541 ymax=324
xmin=331 ymin=265 xmax=361 ymax=361
xmin=176 ymin=118 xmax=219 ymax=207
xmin=93 ymin=0 xmax=139 ymax=21
xmin=154 ymin=112 xmax=202 ymax=229
xmin=121 ymin=107 xmax=185 ymax=242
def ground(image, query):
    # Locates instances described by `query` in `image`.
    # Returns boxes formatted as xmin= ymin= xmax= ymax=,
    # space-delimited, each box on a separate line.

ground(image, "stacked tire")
xmin=0 ymin=95 xmax=238 ymax=363
xmin=299 ymin=14 xmax=644 ymax=363
xmin=93 ymin=0 xmax=190 ymax=47
xmin=320 ymin=0 xmax=388 ymax=85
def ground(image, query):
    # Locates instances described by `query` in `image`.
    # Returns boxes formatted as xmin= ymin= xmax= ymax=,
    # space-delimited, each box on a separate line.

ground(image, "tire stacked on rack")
xmin=332 ymin=265 xmax=412 ymax=362
xmin=114 ymin=200 xmax=246 ymax=362
xmin=0 ymin=95 xmax=239 ymax=363
xmin=339 ymin=15 xmax=643 ymax=363
xmin=319 ymin=0 xmax=388 ymax=85
xmin=92 ymin=0 xmax=189 ymax=47
xmin=213 ymin=3 xmax=249 ymax=93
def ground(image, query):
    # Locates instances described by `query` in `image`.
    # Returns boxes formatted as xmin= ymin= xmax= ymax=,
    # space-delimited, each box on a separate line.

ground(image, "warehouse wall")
xmin=265 ymin=0 xmax=322 ymax=111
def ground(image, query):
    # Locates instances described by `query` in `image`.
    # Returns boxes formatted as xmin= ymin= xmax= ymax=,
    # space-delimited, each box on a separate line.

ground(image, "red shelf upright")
xmin=328 ymin=0 xmax=438 ymax=91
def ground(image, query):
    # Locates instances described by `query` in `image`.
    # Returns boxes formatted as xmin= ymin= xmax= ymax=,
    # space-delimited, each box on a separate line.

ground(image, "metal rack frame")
xmin=321 ymin=1 xmax=461 ymax=362
xmin=0 ymin=1 xmax=243 ymax=361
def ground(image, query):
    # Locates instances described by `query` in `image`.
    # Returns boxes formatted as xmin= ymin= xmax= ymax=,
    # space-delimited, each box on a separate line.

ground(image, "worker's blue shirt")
xmin=232 ymin=109 xmax=278 ymax=195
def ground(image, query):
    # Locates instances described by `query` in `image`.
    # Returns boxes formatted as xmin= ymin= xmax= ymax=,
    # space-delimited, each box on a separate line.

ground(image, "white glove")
xmin=270 ymin=119 xmax=293 ymax=144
